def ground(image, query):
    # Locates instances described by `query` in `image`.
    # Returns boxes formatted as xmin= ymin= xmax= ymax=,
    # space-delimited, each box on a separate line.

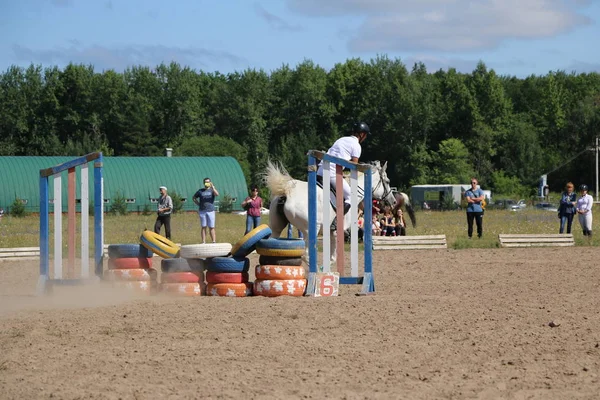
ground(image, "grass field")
xmin=1 ymin=207 xmax=598 ymax=250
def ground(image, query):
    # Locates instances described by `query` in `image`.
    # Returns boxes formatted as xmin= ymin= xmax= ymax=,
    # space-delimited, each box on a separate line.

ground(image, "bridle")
xmin=346 ymin=163 xmax=395 ymax=206
xmin=369 ymin=164 xmax=395 ymax=206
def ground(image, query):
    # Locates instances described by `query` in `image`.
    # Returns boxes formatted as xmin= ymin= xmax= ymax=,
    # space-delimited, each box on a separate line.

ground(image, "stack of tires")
xmin=253 ymin=238 xmax=307 ymax=297
xmin=167 ymin=243 xmax=233 ymax=296
xmin=159 ymin=258 xmax=205 ymax=296
xmin=205 ymin=224 xmax=272 ymax=297
xmin=104 ymin=244 xmax=156 ymax=294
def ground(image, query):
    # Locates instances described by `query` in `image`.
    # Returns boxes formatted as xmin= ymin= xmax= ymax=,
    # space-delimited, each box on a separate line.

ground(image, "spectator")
xmin=193 ymin=177 xmax=219 ymax=243
xmin=241 ymin=185 xmax=263 ymax=235
xmin=381 ymin=206 xmax=395 ymax=236
xmin=371 ymin=215 xmax=381 ymax=236
xmin=357 ymin=210 xmax=364 ymax=242
xmin=394 ymin=208 xmax=406 ymax=236
xmin=465 ymin=177 xmax=484 ymax=239
xmin=576 ymin=184 xmax=593 ymax=237
xmin=0 ymin=207 xmax=4 ymax=219
xmin=372 ymin=199 xmax=381 ymax=217
xmin=558 ymin=182 xmax=577 ymax=234
xmin=154 ymin=186 xmax=173 ymax=239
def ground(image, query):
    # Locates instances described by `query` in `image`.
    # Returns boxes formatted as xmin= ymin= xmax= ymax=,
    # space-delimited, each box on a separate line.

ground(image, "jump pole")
xmin=38 ymin=152 xmax=104 ymax=294
xmin=306 ymin=150 xmax=374 ymax=296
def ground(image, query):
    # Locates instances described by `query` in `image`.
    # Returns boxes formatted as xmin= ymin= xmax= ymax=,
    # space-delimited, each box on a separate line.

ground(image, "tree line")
xmin=1 ymin=58 xmax=599 ymax=197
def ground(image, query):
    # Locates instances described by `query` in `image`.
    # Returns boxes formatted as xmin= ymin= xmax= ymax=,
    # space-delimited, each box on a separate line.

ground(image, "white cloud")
xmin=11 ymin=43 xmax=246 ymax=71
xmin=286 ymin=0 xmax=592 ymax=52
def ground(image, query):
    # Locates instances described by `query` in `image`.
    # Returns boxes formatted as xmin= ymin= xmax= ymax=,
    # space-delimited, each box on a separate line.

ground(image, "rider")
xmin=317 ymin=122 xmax=371 ymax=215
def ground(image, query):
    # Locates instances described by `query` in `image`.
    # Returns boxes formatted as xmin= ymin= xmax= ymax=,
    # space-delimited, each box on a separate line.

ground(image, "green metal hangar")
xmin=0 ymin=156 xmax=248 ymax=213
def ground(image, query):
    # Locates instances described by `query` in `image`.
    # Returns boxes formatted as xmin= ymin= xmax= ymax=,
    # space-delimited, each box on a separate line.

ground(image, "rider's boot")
xmin=330 ymin=203 xmax=352 ymax=231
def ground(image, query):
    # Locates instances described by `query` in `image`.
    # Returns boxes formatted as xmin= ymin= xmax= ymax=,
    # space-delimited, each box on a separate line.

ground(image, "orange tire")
xmin=108 ymin=257 xmax=152 ymax=270
xmin=160 ymin=282 xmax=204 ymax=296
xmin=254 ymin=279 xmax=306 ymax=297
xmin=255 ymin=265 xmax=305 ymax=280
xmin=206 ymin=282 xmax=253 ymax=297
xmin=161 ymin=272 xmax=203 ymax=284
xmin=104 ymin=268 xmax=157 ymax=281
xmin=110 ymin=280 xmax=157 ymax=294
xmin=205 ymin=272 xmax=249 ymax=284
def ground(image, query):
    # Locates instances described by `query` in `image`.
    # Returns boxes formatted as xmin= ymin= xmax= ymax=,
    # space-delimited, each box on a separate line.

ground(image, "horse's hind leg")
xmin=268 ymin=197 xmax=288 ymax=238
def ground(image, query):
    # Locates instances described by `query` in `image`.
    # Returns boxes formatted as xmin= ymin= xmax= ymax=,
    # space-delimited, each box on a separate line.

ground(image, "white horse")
xmin=264 ymin=160 xmax=397 ymax=262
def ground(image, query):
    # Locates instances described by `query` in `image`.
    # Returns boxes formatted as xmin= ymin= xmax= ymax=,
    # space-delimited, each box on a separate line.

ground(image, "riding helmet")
xmin=353 ymin=122 xmax=371 ymax=135
xmin=579 ymin=184 xmax=589 ymax=191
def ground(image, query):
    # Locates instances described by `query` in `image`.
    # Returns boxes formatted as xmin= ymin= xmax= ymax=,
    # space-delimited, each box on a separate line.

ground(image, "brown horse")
xmin=392 ymin=192 xmax=416 ymax=228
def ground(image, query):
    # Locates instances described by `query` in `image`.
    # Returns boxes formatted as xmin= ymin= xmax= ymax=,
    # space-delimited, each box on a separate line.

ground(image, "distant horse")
xmin=265 ymin=160 xmax=397 ymax=262
xmin=392 ymin=192 xmax=417 ymax=229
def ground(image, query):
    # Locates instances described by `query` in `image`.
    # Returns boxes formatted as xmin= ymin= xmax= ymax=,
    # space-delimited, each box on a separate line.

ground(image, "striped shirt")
xmin=157 ymin=195 xmax=173 ymax=216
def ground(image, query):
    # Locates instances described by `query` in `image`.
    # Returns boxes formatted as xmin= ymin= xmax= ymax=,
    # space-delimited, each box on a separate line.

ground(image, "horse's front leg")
xmin=301 ymin=227 xmax=312 ymax=266
xmin=329 ymin=229 xmax=337 ymax=263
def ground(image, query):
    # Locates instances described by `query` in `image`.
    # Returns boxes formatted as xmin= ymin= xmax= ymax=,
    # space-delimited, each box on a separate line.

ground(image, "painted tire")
xmin=160 ymin=258 xmax=204 ymax=273
xmin=256 ymin=238 xmax=305 ymax=250
xmin=255 ymin=265 xmax=305 ymax=280
xmin=110 ymin=281 xmax=157 ymax=294
xmin=206 ymin=283 xmax=253 ymax=297
xmin=255 ymin=248 xmax=305 ymax=257
xmin=205 ymin=257 xmax=250 ymax=273
xmin=108 ymin=257 xmax=152 ymax=270
xmin=179 ymin=243 xmax=232 ymax=259
xmin=104 ymin=268 xmax=157 ymax=282
xmin=255 ymin=238 xmax=305 ymax=257
xmin=160 ymin=282 xmax=204 ymax=296
xmin=205 ymin=272 xmax=249 ymax=284
xmin=258 ymin=255 xmax=303 ymax=266
xmin=140 ymin=230 xmax=180 ymax=259
xmin=107 ymin=244 xmax=153 ymax=259
xmin=230 ymin=224 xmax=272 ymax=258
xmin=161 ymin=272 xmax=203 ymax=284
xmin=253 ymin=279 xmax=307 ymax=297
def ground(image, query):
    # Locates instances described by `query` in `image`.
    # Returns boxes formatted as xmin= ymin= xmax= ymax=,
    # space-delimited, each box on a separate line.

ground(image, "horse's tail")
xmin=403 ymin=192 xmax=417 ymax=228
xmin=264 ymin=160 xmax=294 ymax=197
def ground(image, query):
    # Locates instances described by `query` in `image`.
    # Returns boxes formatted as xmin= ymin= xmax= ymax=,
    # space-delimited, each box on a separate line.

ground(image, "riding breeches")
xmin=578 ymin=212 xmax=593 ymax=234
xmin=328 ymin=175 xmax=351 ymax=205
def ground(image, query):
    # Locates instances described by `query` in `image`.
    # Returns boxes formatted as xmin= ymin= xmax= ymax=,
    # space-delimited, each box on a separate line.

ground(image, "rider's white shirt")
xmin=317 ymin=135 xmax=362 ymax=175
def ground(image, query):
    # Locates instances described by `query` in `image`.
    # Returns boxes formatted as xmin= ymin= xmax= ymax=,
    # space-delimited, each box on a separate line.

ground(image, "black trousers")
xmin=466 ymin=212 xmax=483 ymax=238
xmin=154 ymin=214 xmax=171 ymax=239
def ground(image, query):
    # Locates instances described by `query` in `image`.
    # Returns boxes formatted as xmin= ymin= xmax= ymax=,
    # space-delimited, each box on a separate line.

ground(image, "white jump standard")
xmin=306 ymin=150 xmax=375 ymax=295
xmin=38 ymin=152 xmax=105 ymax=293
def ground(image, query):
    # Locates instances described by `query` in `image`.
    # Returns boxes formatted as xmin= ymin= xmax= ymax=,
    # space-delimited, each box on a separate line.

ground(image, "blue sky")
xmin=1 ymin=0 xmax=599 ymax=77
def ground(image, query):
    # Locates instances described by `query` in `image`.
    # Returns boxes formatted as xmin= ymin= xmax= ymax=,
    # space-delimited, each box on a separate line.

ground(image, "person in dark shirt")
xmin=193 ymin=177 xmax=220 ymax=243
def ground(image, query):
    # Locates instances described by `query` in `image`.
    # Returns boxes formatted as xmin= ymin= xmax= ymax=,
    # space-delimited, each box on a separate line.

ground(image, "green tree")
xmin=490 ymin=170 xmax=526 ymax=198
xmin=431 ymin=139 xmax=475 ymax=184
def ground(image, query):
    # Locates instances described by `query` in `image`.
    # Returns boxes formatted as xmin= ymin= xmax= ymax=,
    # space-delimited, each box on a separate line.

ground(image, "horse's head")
xmin=370 ymin=161 xmax=396 ymax=207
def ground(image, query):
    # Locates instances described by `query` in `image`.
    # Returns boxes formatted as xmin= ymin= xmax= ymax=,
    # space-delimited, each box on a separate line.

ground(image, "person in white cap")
xmin=155 ymin=186 xmax=173 ymax=239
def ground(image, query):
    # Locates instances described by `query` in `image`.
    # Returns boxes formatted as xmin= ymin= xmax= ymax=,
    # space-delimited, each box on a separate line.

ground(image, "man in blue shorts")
xmin=193 ymin=177 xmax=219 ymax=243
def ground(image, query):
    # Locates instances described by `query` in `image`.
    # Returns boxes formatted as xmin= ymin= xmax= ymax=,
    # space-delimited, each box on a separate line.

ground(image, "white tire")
xmin=179 ymin=243 xmax=232 ymax=259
